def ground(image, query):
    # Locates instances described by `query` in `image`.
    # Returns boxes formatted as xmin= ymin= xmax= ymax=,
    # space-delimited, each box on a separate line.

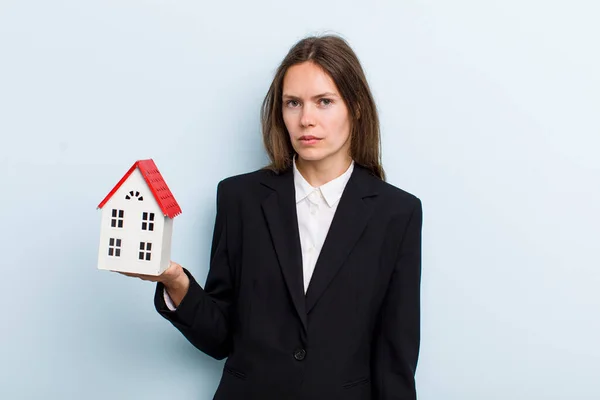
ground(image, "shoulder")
xmin=377 ymin=181 xmax=422 ymax=224
xmin=379 ymin=180 xmax=421 ymax=211
xmin=356 ymin=165 xmax=421 ymax=213
xmin=215 ymin=167 xmax=278 ymax=198
xmin=369 ymin=178 xmax=423 ymax=237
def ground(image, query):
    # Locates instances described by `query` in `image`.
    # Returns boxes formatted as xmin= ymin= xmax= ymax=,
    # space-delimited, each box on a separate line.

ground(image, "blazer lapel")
xmin=305 ymin=166 xmax=377 ymax=314
xmin=260 ymin=168 xmax=308 ymax=331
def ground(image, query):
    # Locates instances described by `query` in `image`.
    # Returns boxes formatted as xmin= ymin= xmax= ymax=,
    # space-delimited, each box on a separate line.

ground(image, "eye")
xmin=319 ymin=98 xmax=333 ymax=106
xmin=285 ymin=99 xmax=300 ymax=108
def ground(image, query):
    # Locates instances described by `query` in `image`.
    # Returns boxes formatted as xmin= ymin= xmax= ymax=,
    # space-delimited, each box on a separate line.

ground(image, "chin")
xmin=295 ymin=150 xmax=327 ymax=162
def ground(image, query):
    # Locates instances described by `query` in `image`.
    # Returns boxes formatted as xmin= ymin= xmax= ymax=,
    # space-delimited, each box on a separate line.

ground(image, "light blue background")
xmin=1 ymin=1 xmax=598 ymax=399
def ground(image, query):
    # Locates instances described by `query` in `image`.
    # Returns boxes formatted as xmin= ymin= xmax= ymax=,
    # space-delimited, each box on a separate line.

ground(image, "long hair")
xmin=261 ymin=34 xmax=385 ymax=180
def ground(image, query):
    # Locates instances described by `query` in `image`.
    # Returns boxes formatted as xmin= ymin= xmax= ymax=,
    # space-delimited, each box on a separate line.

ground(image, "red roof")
xmin=97 ymin=159 xmax=182 ymax=218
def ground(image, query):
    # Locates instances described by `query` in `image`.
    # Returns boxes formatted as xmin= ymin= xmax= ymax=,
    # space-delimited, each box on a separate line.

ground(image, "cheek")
xmin=327 ymin=109 xmax=351 ymax=141
xmin=282 ymin=110 xmax=297 ymax=134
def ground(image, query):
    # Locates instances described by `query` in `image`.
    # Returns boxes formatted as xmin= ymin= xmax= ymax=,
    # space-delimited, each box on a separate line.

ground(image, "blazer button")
xmin=293 ymin=348 xmax=306 ymax=361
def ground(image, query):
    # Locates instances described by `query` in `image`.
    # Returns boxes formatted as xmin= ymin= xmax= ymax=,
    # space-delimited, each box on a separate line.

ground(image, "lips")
xmin=299 ymin=135 xmax=321 ymax=141
xmin=298 ymin=136 xmax=322 ymax=146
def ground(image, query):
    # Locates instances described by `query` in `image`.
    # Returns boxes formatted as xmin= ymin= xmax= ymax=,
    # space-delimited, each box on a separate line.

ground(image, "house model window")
xmin=126 ymin=190 xmax=144 ymax=201
xmin=142 ymin=212 xmax=155 ymax=231
xmin=108 ymin=238 xmax=122 ymax=257
xmin=139 ymin=242 xmax=152 ymax=261
xmin=97 ymin=159 xmax=182 ymax=276
xmin=111 ymin=209 xmax=124 ymax=228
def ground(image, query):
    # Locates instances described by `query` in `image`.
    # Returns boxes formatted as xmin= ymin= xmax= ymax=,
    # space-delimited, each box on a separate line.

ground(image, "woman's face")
xmin=282 ymin=61 xmax=352 ymax=166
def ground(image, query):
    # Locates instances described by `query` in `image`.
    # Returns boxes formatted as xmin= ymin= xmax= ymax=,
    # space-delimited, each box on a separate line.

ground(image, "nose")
xmin=300 ymin=104 xmax=316 ymax=128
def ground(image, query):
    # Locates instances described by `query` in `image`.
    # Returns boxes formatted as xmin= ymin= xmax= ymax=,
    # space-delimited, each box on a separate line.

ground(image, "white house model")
xmin=96 ymin=159 xmax=182 ymax=275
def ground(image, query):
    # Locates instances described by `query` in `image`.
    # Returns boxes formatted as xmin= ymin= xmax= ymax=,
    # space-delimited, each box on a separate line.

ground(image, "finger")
xmin=115 ymin=271 xmax=138 ymax=277
xmin=114 ymin=271 xmax=157 ymax=281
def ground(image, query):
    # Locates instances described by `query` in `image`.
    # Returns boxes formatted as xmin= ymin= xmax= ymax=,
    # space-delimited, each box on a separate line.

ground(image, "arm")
xmin=154 ymin=180 xmax=235 ymax=360
xmin=162 ymin=270 xmax=190 ymax=308
xmin=163 ymin=288 xmax=178 ymax=311
xmin=372 ymin=198 xmax=423 ymax=399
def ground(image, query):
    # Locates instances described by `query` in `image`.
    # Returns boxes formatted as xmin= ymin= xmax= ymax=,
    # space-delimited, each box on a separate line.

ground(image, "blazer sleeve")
xmin=372 ymin=198 xmax=423 ymax=399
xmin=154 ymin=179 xmax=234 ymax=360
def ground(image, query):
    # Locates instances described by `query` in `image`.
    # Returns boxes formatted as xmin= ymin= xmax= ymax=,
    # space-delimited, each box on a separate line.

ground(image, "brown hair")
xmin=261 ymin=34 xmax=385 ymax=180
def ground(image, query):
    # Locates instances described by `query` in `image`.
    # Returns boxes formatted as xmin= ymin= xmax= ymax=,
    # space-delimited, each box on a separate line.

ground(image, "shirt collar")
xmin=293 ymin=157 xmax=354 ymax=208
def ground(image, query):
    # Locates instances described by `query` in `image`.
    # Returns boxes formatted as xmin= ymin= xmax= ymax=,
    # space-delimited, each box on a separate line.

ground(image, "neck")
xmin=295 ymin=155 xmax=353 ymax=187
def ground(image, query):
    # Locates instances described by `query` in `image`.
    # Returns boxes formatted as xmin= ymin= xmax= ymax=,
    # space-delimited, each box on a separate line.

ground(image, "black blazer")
xmin=155 ymin=163 xmax=423 ymax=400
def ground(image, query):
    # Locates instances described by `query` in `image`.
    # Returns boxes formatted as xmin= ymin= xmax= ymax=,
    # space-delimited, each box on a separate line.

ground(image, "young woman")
xmin=123 ymin=34 xmax=422 ymax=400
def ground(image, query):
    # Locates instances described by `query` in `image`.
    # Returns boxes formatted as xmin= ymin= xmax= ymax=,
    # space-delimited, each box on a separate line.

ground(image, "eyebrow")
xmin=282 ymin=92 xmax=339 ymax=100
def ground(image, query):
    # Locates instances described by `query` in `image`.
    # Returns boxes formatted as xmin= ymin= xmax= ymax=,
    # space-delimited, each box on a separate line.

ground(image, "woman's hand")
xmin=116 ymin=261 xmax=190 ymax=307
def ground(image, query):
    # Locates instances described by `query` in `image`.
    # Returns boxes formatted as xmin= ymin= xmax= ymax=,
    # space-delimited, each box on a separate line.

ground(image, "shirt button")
xmin=294 ymin=348 xmax=306 ymax=361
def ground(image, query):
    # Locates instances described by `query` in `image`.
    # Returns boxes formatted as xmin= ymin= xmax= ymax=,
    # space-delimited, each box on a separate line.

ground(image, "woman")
xmin=123 ymin=34 xmax=422 ymax=400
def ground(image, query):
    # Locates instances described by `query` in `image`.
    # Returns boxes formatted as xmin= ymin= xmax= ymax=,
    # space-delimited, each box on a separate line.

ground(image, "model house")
xmin=96 ymin=159 xmax=181 ymax=275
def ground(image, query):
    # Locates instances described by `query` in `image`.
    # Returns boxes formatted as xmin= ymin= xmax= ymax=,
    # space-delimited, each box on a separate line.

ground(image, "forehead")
xmin=282 ymin=62 xmax=339 ymax=95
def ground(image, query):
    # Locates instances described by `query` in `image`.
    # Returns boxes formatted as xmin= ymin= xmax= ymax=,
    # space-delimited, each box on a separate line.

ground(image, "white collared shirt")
xmin=293 ymin=158 xmax=354 ymax=292
xmin=164 ymin=158 xmax=354 ymax=309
